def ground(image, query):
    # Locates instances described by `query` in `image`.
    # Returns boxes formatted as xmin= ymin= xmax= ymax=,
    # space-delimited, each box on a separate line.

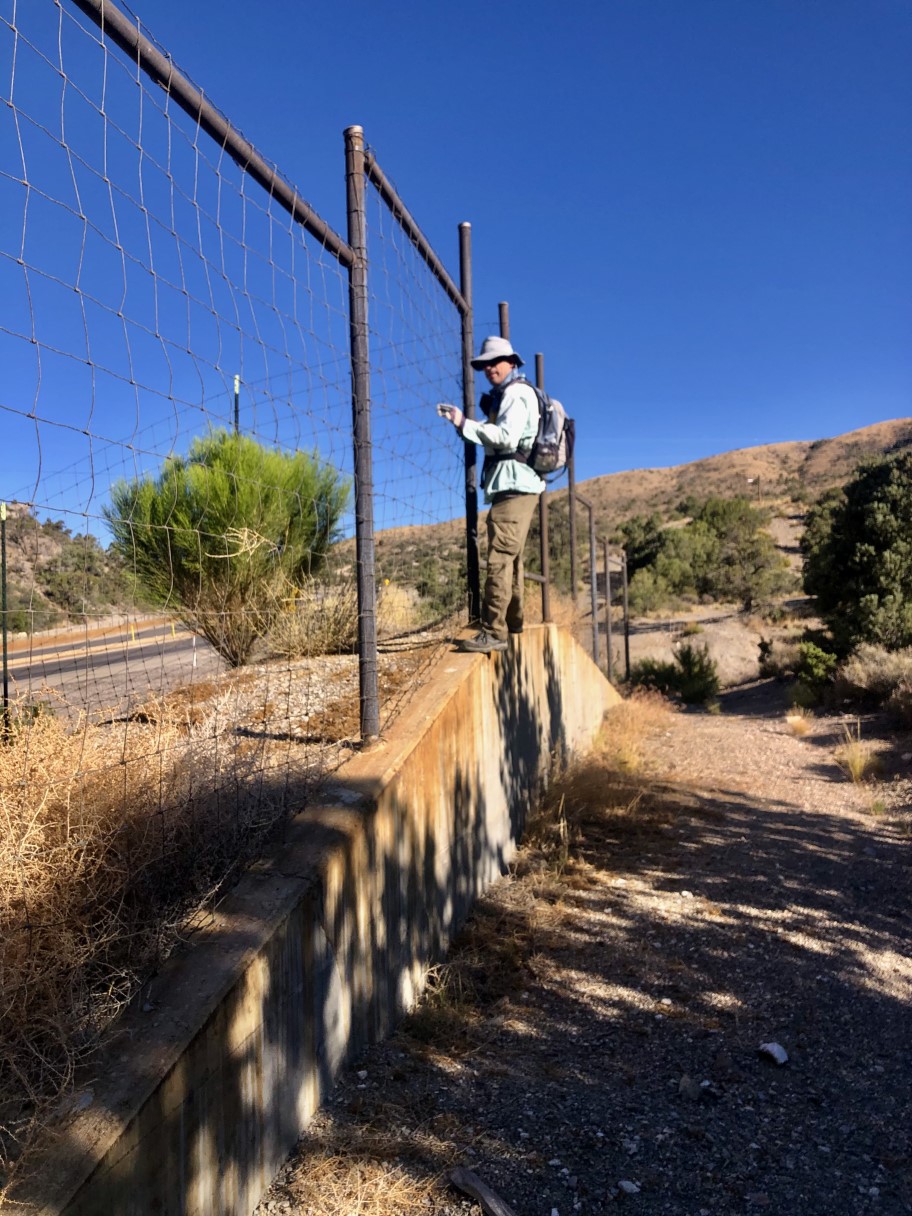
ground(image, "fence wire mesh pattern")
xmin=0 ymin=0 xmax=470 ymax=1179
xmin=362 ymin=157 xmax=467 ymax=620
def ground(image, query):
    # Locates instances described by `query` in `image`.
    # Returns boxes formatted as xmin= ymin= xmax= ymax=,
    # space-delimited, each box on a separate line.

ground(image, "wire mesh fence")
xmin=0 ymin=0 xmax=476 ymax=1180
xmin=362 ymin=150 xmax=468 ymax=627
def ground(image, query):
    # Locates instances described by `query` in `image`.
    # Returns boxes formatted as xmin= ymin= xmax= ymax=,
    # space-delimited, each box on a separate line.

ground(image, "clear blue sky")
xmin=141 ymin=0 xmax=912 ymax=478
xmin=1 ymin=0 xmax=910 ymax=535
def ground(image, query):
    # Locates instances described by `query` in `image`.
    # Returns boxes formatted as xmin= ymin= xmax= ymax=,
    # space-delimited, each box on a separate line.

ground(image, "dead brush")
xmin=834 ymin=719 xmax=882 ymax=784
xmin=400 ymin=959 xmax=482 ymax=1047
xmin=269 ymin=578 xmax=437 ymax=660
xmin=600 ymin=690 xmax=674 ymax=775
xmin=0 ymin=693 xmax=300 ymax=1196
xmin=524 ymin=791 xmax=571 ymax=876
xmin=281 ymin=1150 xmax=439 ymax=1216
xmin=785 ymin=706 xmax=814 ymax=737
xmin=268 ymin=577 xmax=359 ymax=658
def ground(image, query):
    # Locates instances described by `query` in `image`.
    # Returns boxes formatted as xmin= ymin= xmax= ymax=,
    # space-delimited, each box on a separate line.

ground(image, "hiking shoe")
xmin=460 ymin=630 xmax=508 ymax=654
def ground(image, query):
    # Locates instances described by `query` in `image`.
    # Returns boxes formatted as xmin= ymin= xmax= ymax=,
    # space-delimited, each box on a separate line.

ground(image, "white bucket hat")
xmin=470 ymin=335 xmax=524 ymax=369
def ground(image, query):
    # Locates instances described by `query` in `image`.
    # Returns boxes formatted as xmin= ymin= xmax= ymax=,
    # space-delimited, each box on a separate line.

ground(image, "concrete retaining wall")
xmin=12 ymin=625 xmax=618 ymax=1216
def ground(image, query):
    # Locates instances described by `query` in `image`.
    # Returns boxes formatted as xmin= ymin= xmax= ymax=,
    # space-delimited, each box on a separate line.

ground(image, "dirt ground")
xmin=255 ymin=680 xmax=912 ymax=1216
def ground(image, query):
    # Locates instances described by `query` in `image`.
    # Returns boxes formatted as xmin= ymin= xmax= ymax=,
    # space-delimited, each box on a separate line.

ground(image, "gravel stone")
xmin=255 ymin=680 xmax=912 ymax=1216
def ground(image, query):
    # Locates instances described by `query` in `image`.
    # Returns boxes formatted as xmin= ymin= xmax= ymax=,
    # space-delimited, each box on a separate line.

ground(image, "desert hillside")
xmin=566 ymin=416 xmax=912 ymax=524
xmin=364 ymin=417 xmax=912 ymax=586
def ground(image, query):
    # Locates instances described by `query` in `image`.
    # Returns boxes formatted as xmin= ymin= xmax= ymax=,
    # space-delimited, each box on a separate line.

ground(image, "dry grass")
xmin=833 ymin=720 xmax=881 ymax=784
xmin=835 ymin=643 xmax=912 ymax=704
xmin=598 ymin=690 xmax=674 ymax=774
xmin=268 ymin=579 xmax=359 ymax=658
xmin=269 ymin=579 xmax=439 ymax=660
xmin=0 ymin=639 xmax=439 ymax=1199
xmin=282 ymin=1151 xmax=439 ymax=1216
xmin=785 ymin=706 xmax=814 ymax=737
xmin=0 ymin=694 xmax=303 ymax=1197
xmin=523 ymin=585 xmax=582 ymax=633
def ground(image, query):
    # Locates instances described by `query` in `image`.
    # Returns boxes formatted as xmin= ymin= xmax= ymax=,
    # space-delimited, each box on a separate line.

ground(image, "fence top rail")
xmin=68 ymin=0 xmax=355 ymax=269
xmin=363 ymin=148 xmax=468 ymax=315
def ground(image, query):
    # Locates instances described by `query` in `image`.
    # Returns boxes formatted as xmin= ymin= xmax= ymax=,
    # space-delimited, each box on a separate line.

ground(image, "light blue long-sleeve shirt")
xmin=461 ymin=377 xmax=544 ymax=502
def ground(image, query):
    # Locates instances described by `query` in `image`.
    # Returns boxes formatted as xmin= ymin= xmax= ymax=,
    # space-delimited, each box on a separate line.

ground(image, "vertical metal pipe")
xmin=535 ymin=352 xmax=551 ymax=623
xmin=603 ymin=540 xmax=613 ymax=684
xmin=344 ymin=125 xmax=379 ymax=740
xmin=1 ymin=502 xmax=8 ymax=739
xmin=498 ymin=301 xmax=510 ymax=342
xmin=568 ymin=450 xmax=578 ymax=607
xmin=233 ymin=374 xmax=240 ymax=434
xmin=459 ymin=223 xmax=481 ymax=623
xmin=589 ymin=506 xmax=599 ymax=667
xmin=622 ymin=551 xmax=631 ymax=680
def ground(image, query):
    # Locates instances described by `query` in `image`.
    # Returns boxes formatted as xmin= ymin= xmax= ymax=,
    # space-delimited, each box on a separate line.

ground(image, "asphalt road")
xmin=4 ymin=621 xmax=224 ymax=717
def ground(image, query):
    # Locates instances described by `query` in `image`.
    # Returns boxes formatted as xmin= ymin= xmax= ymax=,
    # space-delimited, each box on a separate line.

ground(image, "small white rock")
xmin=618 ymin=1180 xmax=641 ymax=1195
xmin=356 ymin=1069 xmax=368 ymax=1080
xmin=758 ymin=1041 xmax=789 ymax=1065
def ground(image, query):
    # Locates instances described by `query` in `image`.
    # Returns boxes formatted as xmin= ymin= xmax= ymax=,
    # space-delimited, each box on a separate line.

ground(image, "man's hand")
xmin=436 ymin=403 xmax=465 ymax=429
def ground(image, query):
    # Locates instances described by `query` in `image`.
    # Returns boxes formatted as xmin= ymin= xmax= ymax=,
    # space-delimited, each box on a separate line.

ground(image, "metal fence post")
xmin=622 ymin=550 xmax=630 ymax=680
xmin=344 ymin=125 xmax=379 ymax=740
xmin=498 ymin=301 xmax=510 ymax=342
xmin=568 ymin=450 xmax=578 ymax=607
xmin=589 ymin=508 xmax=599 ymax=667
xmin=603 ymin=539 xmax=613 ymax=684
xmin=1 ymin=502 xmax=8 ymax=740
xmin=459 ymin=223 xmax=480 ymax=623
xmin=535 ymin=352 xmax=551 ymax=624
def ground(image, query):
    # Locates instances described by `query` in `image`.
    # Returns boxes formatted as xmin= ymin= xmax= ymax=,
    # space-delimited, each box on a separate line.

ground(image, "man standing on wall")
xmin=437 ymin=336 xmax=544 ymax=654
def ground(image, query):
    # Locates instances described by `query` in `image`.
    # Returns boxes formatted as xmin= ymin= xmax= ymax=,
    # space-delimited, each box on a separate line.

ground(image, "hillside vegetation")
xmin=7 ymin=418 xmax=911 ymax=635
xmin=361 ymin=417 xmax=912 ymax=603
xmin=2 ymin=503 xmax=134 ymax=632
xmin=567 ymin=416 xmax=912 ymax=525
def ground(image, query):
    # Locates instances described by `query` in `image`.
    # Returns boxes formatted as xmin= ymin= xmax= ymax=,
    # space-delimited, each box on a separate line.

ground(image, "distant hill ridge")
xmin=366 ymin=417 xmax=912 ymax=583
xmin=571 ymin=417 xmax=912 ymax=524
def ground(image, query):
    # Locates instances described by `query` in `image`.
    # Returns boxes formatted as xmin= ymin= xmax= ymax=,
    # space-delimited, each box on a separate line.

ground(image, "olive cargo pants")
xmin=482 ymin=491 xmax=540 ymax=640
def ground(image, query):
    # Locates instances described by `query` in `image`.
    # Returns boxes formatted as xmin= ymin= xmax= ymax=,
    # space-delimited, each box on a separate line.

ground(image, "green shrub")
xmin=622 ymin=495 xmax=792 ymax=616
xmin=788 ymin=640 xmax=839 ymax=705
xmin=673 ymin=642 xmax=721 ymax=703
xmin=802 ymin=452 xmax=912 ymax=651
xmin=629 ymin=642 xmax=720 ymax=705
xmin=105 ymin=430 xmax=349 ymax=666
xmin=628 ymin=656 xmax=680 ymax=696
xmin=795 ymin=641 xmax=838 ymax=689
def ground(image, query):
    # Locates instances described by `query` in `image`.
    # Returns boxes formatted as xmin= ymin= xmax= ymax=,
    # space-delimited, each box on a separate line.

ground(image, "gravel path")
xmin=258 ymin=682 xmax=912 ymax=1216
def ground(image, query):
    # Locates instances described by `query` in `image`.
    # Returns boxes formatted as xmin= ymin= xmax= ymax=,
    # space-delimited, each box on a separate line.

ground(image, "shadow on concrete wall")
xmin=13 ymin=637 xmax=587 ymax=1215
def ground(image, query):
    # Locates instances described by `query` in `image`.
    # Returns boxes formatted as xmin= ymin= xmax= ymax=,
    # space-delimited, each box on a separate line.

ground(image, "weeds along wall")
xmin=0 ymin=0 xmax=476 ymax=1188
